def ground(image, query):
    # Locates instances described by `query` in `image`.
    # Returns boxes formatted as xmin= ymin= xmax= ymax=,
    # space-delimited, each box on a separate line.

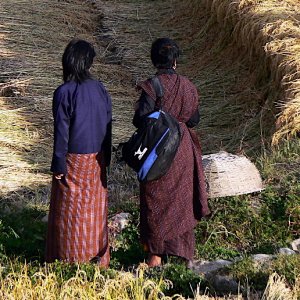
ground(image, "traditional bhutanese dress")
xmin=46 ymin=78 xmax=112 ymax=267
xmin=134 ymin=69 xmax=210 ymax=261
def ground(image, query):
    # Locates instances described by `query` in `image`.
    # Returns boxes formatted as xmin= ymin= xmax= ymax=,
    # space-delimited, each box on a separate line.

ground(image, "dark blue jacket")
xmin=51 ymin=79 xmax=112 ymax=174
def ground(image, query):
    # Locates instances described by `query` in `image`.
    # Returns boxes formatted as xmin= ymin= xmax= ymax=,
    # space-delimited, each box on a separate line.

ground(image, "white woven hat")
xmin=202 ymin=151 xmax=263 ymax=198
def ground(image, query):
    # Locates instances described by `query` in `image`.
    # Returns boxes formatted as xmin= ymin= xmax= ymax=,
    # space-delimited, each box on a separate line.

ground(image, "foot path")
xmin=94 ymin=0 xmax=184 ymax=203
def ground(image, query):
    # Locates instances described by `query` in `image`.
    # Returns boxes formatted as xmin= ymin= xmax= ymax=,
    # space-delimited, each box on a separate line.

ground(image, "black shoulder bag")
xmin=122 ymin=76 xmax=181 ymax=182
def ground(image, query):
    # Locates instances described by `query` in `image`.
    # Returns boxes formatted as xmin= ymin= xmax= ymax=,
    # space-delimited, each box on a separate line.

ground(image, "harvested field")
xmin=0 ymin=0 xmax=179 ymax=198
xmin=0 ymin=0 xmax=299 ymax=299
xmin=0 ymin=0 xmax=299 ymax=197
xmin=0 ymin=0 xmax=101 ymax=194
xmin=171 ymin=0 xmax=300 ymax=150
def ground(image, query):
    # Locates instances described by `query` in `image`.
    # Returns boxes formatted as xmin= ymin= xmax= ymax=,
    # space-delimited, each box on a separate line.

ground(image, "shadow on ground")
xmin=0 ymin=187 xmax=50 ymax=262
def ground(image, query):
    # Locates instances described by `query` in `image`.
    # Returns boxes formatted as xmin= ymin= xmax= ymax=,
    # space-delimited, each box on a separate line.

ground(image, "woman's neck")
xmin=156 ymin=68 xmax=177 ymax=75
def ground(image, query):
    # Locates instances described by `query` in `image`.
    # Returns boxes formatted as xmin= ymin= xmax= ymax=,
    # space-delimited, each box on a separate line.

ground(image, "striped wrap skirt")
xmin=46 ymin=152 xmax=109 ymax=267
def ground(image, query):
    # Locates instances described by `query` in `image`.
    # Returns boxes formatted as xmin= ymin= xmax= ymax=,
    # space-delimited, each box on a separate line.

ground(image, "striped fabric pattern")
xmin=46 ymin=153 xmax=109 ymax=267
xmin=137 ymin=74 xmax=210 ymax=261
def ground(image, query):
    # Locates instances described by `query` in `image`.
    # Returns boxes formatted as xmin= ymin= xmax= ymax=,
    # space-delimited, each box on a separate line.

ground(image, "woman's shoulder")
xmin=136 ymin=78 xmax=156 ymax=100
xmin=94 ymin=79 xmax=108 ymax=90
xmin=85 ymin=80 xmax=111 ymax=104
xmin=177 ymin=74 xmax=198 ymax=96
xmin=54 ymin=80 xmax=76 ymax=95
xmin=86 ymin=78 xmax=109 ymax=93
xmin=55 ymin=79 xmax=107 ymax=93
xmin=178 ymin=74 xmax=196 ymax=87
xmin=137 ymin=77 xmax=151 ymax=88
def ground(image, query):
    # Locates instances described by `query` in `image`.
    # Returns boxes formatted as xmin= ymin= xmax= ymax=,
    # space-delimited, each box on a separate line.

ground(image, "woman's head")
xmin=150 ymin=38 xmax=180 ymax=69
xmin=62 ymin=39 xmax=96 ymax=83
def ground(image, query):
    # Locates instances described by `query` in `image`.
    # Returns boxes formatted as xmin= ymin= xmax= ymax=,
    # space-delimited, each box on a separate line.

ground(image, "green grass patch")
xmin=226 ymin=254 xmax=300 ymax=292
xmin=0 ymin=202 xmax=48 ymax=261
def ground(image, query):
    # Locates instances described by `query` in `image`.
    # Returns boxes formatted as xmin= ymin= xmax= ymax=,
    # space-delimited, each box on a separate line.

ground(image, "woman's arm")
xmin=50 ymin=88 xmax=72 ymax=176
xmin=186 ymin=109 xmax=200 ymax=128
xmin=102 ymin=89 xmax=112 ymax=167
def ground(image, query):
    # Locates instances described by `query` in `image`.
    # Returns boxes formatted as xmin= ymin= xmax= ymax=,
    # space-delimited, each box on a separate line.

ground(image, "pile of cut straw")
xmin=176 ymin=0 xmax=300 ymax=147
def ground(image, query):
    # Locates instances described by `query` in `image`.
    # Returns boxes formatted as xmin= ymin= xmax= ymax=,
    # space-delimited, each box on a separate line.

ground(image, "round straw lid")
xmin=202 ymin=151 xmax=264 ymax=198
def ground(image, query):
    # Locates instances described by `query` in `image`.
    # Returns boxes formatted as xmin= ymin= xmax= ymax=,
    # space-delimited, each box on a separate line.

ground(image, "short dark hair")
xmin=62 ymin=39 xmax=96 ymax=83
xmin=150 ymin=38 xmax=180 ymax=69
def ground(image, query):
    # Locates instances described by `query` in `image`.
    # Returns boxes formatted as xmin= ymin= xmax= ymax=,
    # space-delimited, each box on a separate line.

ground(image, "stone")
xmin=108 ymin=212 xmax=132 ymax=251
xmin=251 ymin=254 xmax=274 ymax=262
xmin=109 ymin=212 xmax=131 ymax=231
xmin=291 ymin=238 xmax=300 ymax=252
xmin=41 ymin=213 xmax=49 ymax=223
xmin=278 ymin=248 xmax=296 ymax=255
xmin=190 ymin=259 xmax=233 ymax=275
xmin=251 ymin=254 xmax=274 ymax=269
xmin=209 ymin=275 xmax=239 ymax=295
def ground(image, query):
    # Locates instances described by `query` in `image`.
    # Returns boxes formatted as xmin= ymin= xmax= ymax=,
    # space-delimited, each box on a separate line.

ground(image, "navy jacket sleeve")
xmin=50 ymin=87 xmax=72 ymax=174
xmin=102 ymin=90 xmax=112 ymax=166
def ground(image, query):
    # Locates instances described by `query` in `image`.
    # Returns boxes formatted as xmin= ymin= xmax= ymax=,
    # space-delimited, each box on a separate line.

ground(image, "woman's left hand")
xmin=54 ymin=173 xmax=64 ymax=180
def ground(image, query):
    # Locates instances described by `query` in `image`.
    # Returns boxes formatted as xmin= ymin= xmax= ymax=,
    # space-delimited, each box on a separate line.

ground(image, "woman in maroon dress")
xmin=133 ymin=38 xmax=210 ymax=267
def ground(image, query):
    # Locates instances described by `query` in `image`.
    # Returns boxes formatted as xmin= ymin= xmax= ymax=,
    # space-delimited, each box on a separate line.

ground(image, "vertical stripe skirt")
xmin=46 ymin=153 xmax=109 ymax=267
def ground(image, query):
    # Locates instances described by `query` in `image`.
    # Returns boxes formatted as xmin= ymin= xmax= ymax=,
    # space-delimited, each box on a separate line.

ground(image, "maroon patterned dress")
xmin=136 ymin=70 xmax=210 ymax=260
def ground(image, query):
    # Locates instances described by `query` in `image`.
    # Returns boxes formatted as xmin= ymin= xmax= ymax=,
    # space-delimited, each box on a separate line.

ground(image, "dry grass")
xmin=0 ymin=0 xmax=299 ymax=299
xmin=0 ymin=263 xmax=172 ymax=299
xmin=0 ymin=0 xmax=168 ymax=198
xmin=0 ymin=0 xmax=100 ymax=194
xmin=1 ymin=0 xmax=298 ymax=194
xmin=82 ymin=0 xmax=201 ymax=205
xmin=261 ymin=273 xmax=299 ymax=300
xmin=0 ymin=261 xmax=298 ymax=299
xmin=174 ymin=0 xmax=300 ymax=149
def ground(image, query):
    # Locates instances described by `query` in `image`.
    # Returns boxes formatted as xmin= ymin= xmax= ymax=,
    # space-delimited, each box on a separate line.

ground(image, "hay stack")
xmin=203 ymin=152 xmax=263 ymax=198
xmin=217 ymin=0 xmax=299 ymax=144
xmin=176 ymin=0 xmax=300 ymax=146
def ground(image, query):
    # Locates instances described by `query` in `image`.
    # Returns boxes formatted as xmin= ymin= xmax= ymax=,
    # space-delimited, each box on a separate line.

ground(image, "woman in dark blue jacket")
xmin=46 ymin=39 xmax=112 ymax=267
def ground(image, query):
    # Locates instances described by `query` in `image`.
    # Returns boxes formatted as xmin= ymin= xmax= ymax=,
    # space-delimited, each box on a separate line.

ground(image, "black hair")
xmin=150 ymin=38 xmax=180 ymax=69
xmin=62 ymin=39 xmax=96 ymax=83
